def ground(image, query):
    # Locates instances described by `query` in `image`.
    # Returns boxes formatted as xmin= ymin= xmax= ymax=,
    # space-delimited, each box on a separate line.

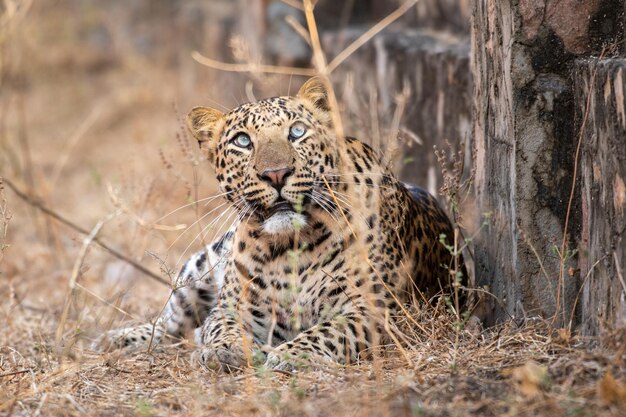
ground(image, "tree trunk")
xmin=576 ymin=58 xmax=626 ymax=335
xmin=471 ymin=0 xmax=624 ymax=326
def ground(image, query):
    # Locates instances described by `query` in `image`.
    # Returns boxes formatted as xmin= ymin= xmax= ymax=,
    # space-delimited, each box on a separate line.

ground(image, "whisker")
xmin=175 ymin=207 xmax=237 ymax=267
xmin=307 ymin=192 xmax=342 ymax=227
xmin=203 ymin=191 xmax=236 ymax=206
xmin=167 ymin=200 xmax=232 ymax=251
xmin=202 ymin=196 xmax=248 ymax=245
xmin=311 ymin=200 xmax=341 ymax=228
xmin=229 ymin=198 xmax=250 ymax=226
xmin=312 ymin=190 xmax=369 ymax=227
xmin=230 ymin=196 xmax=247 ymax=219
xmin=154 ymin=190 xmax=234 ymax=222
xmin=315 ymin=188 xmax=353 ymax=204
xmin=317 ymin=180 xmax=396 ymax=191
xmin=320 ymin=194 xmax=352 ymax=213
xmin=235 ymin=205 xmax=254 ymax=228
xmin=314 ymin=190 xmax=367 ymax=228
xmin=203 ymin=206 xmax=241 ymax=248
xmin=325 ymin=172 xmax=396 ymax=178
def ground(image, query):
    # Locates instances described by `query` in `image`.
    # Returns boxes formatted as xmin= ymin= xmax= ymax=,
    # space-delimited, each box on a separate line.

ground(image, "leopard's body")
xmin=95 ymin=78 xmax=460 ymax=371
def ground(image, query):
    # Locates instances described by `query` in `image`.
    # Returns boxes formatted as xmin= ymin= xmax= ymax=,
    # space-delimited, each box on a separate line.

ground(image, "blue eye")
xmin=289 ymin=123 xmax=306 ymax=140
xmin=232 ymin=133 xmax=251 ymax=148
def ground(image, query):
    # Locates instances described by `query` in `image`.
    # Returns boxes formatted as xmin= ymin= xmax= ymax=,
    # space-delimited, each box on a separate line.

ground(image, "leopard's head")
xmin=187 ymin=77 xmax=341 ymax=235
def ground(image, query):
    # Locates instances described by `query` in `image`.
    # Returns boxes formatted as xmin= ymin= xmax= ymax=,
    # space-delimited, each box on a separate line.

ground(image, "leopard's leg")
xmin=191 ymin=270 xmax=264 ymax=372
xmin=92 ymin=233 xmax=232 ymax=352
xmin=191 ymin=308 xmax=253 ymax=372
xmin=265 ymin=310 xmax=379 ymax=371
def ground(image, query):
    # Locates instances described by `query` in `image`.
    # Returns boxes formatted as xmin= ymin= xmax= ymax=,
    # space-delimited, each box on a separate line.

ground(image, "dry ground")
xmin=1 ymin=2 xmax=626 ymax=416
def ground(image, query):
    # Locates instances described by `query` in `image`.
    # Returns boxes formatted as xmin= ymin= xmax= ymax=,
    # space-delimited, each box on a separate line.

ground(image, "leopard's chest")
xmin=233 ymin=248 xmax=348 ymax=345
xmin=221 ymin=201 xmax=415 ymax=346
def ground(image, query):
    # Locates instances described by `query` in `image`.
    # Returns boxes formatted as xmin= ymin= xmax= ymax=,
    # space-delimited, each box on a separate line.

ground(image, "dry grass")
xmin=1 ymin=1 xmax=626 ymax=416
xmin=2 ymin=300 xmax=626 ymax=416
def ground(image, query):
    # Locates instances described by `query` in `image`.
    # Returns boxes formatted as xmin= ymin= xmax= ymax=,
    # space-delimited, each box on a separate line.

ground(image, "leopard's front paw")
xmin=265 ymin=350 xmax=312 ymax=372
xmin=91 ymin=324 xmax=163 ymax=353
xmin=192 ymin=345 xmax=246 ymax=372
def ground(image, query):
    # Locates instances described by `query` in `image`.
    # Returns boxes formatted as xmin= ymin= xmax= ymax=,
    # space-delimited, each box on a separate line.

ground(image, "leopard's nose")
xmin=260 ymin=167 xmax=294 ymax=190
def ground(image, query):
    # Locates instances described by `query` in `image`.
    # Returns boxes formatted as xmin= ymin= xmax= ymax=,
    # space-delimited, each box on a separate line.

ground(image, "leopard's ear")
xmin=297 ymin=77 xmax=330 ymax=112
xmin=186 ymin=106 xmax=224 ymax=162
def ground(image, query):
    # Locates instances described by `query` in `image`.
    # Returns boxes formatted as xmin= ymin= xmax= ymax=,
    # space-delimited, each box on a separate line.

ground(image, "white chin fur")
xmin=262 ymin=212 xmax=306 ymax=235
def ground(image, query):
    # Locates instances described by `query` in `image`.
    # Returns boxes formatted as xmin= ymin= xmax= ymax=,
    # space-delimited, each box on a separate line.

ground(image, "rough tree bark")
xmin=576 ymin=59 xmax=626 ymax=335
xmin=472 ymin=0 xmax=624 ymax=327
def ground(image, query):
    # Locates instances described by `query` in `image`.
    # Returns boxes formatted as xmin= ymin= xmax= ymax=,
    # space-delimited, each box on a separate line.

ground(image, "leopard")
xmin=93 ymin=77 xmax=464 ymax=372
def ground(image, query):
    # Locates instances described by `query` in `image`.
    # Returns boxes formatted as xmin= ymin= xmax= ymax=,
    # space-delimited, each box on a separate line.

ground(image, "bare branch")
xmin=2 ymin=177 xmax=169 ymax=286
xmin=327 ymin=0 xmax=419 ymax=74
xmin=191 ymin=51 xmax=316 ymax=77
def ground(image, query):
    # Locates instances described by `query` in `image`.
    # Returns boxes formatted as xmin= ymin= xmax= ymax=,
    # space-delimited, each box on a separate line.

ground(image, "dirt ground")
xmin=1 ymin=2 xmax=626 ymax=416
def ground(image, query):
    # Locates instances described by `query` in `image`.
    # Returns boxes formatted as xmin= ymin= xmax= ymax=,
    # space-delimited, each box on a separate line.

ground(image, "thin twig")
xmin=192 ymin=0 xmax=419 ymax=81
xmin=0 ymin=179 xmax=10 ymax=266
xmin=0 ymin=369 xmax=33 ymax=378
xmin=74 ymin=283 xmax=137 ymax=320
xmin=613 ymin=251 xmax=626 ymax=296
xmin=191 ymin=52 xmax=316 ymax=77
xmin=285 ymin=15 xmax=311 ymax=46
xmin=2 ymin=177 xmax=169 ymax=286
xmin=303 ymin=0 xmax=328 ymax=72
xmin=56 ymin=211 xmax=118 ymax=345
xmin=383 ymin=309 xmax=414 ymax=367
xmin=321 ymin=175 xmax=356 ymax=237
xmin=567 ymin=256 xmax=605 ymax=331
xmin=326 ymin=0 xmax=420 ymax=73
xmin=302 ymin=0 xmax=346 ymax=141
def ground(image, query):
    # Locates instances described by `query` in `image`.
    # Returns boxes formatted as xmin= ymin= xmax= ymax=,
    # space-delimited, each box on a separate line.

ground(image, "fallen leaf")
xmin=556 ymin=328 xmax=571 ymax=344
xmin=504 ymin=361 xmax=550 ymax=398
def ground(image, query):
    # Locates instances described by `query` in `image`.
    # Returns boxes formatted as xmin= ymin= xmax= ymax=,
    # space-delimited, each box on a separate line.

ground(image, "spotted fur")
xmin=94 ymin=78 xmax=462 ymax=371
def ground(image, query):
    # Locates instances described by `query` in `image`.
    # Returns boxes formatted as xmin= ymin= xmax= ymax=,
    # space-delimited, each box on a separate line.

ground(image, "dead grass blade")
xmin=56 ymin=210 xmax=120 ymax=346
